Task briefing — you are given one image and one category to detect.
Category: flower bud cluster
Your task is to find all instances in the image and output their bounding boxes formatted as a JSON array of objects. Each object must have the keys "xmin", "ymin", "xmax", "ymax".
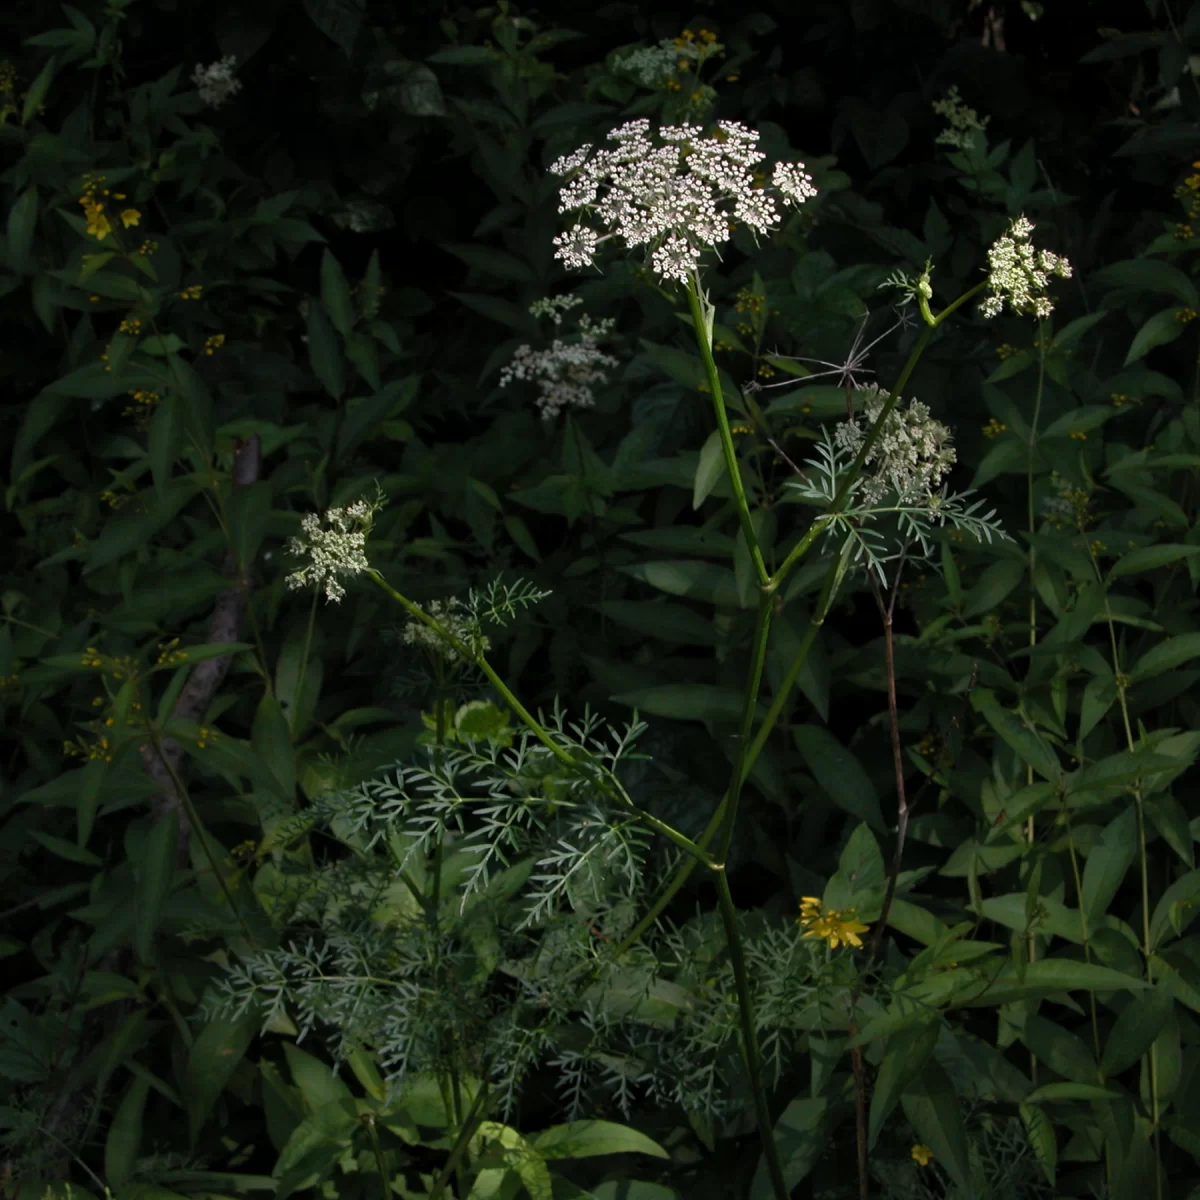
[
  {"xmin": 833, "ymin": 383, "xmax": 956, "ymax": 506},
  {"xmin": 192, "ymin": 56, "xmax": 242, "ymax": 108},
  {"xmin": 499, "ymin": 308, "xmax": 618, "ymax": 421},
  {"xmin": 402, "ymin": 598, "xmax": 490, "ymax": 664}
]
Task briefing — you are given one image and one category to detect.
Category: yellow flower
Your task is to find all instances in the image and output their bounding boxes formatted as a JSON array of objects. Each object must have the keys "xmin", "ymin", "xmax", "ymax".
[
  {"xmin": 204, "ymin": 333, "xmax": 225, "ymax": 355},
  {"xmin": 911, "ymin": 1144, "xmax": 934, "ymax": 1166},
  {"xmin": 82, "ymin": 200, "xmax": 112, "ymax": 241},
  {"xmin": 726, "ymin": 74, "xmax": 739, "ymax": 82},
  {"xmin": 798, "ymin": 897, "xmax": 869, "ymax": 950},
  {"xmin": 119, "ymin": 208, "xmax": 141, "ymax": 228}
]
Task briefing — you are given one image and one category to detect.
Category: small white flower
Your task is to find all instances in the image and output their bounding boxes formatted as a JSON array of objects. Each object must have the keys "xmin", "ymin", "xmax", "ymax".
[
  {"xmin": 550, "ymin": 119, "xmax": 817, "ymax": 284},
  {"xmin": 979, "ymin": 215, "xmax": 1072, "ymax": 320},
  {"xmin": 192, "ymin": 55, "xmax": 242, "ymax": 109},
  {"xmin": 285, "ymin": 493, "xmax": 384, "ymax": 604}
]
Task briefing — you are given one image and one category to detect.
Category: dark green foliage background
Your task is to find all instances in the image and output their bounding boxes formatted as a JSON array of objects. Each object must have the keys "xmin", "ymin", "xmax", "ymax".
[{"xmin": 4, "ymin": 0, "xmax": 1200, "ymax": 1197}]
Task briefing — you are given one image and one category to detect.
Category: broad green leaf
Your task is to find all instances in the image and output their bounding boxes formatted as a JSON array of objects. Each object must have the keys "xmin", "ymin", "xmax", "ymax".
[
  {"xmin": 504, "ymin": 514, "xmax": 540, "ymax": 561},
  {"xmin": 958, "ymin": 959, "xmax": 1150, "ymax": 1004},
  {"xmin": 1100, "ymin": 987, "xmax": 1173, "ymax": 1076},
  {"xmin": 972, "ymin": 689, "xmax": 1061, "ymax": 781},
  {"xmin": 335, "ymin": 376, "xmax": 417, "ymax": 464},
  {"xmin": 826, "ymin": 823, "xmax": 886, "ymax": 920},
  {"xmin": 442, "ymin": 243, "xmax": 533, "ymax": 283},
  {"xmin": 1079, "ymin": 675, "xmax": 1116, "ymax": 740},
  {"xmin": 1149, "ymin": 868, "xmax": 1200, "ymax": 948},
  {"xmin": 147, "ymin": 390, "xmax": 183, "ymax": 498},
  {"xmin": 1024, "ymin": 1081, "xmax": 1119, "ymax": 1103},
  {"xmin": 610, "ymin": 684, "xmax": 754, "ymax": 723},
  {"xmin": 1052, "ymin": 311, "xmax": 1108, "ymax": 349},
  {"xmin": 275, "ymin": 626, "xmax": 323, "ymax": 738},
  {"xmin": 305, "ymin": 302, "xmax": 344, "ymax": 399},
  {"xmin": 749, "ymin": 1095, "xmax": 831, "ymax": 1199},
  {"xmin": 134, "ymin": 809, "xmax": 179, "ymax": 964},
  {"xmin": 6, "ymin": 187, "xmax": 38, "ymax": 274},
  {"xmin": 617, "ymin": 559, "xmax": 741, "ymax": 608},
  {"xmin": 273, "ymin": 1099, "xmax": 359, "ymax": 1200},
  {"xmin": 591, "ymin": 1184, "xmax": 677, "ymax": 1200},
  {"xmin": 1082, "ymin": 808, "xmax": 1138, "ymax": 924},
  {"xmin": 1146, "ymin": 792, "xmax": 1194, "ymax": 868},
  {"xmin": 1130, "ymin": 631, "xmax": 1200, "ymax": 681},
  {"xmin": 1124, "ymin": 307, "xmax": 1189, "ymax": 364},
  {"xmin": 105, "ymin": 1075, "xmax": 150, "ymax": 1190},
  {"xmin": 1108, "ymin": 543, "xmax": 1200, "ymax": 581},
  {"xmin": 1021, "ymin": 1013, "xmax": 1098, "ymax": 1085},
  {"xmin": 869, "ymin": 1020, "xmax": 939, "ymax": 1149},
  {"xmin": 693, "ymin": 427, "xmax": 726, "ymax": 509},
  {"xmin": 531, "ymin": 1120, "xmax": 669, "ymax": 1160},
  {"xmin": 22, "ymin": 56, "xmax": 57, "ymax": 124},
  {"xmin": 472, "ymin": 1121, "xmax": 552, "ymax": 1200},
  {"xmin": 1041, "ymin": 406, "xmax": 1119, "ymax": 439},
  {"xmin": 320, "ymin": 249, "xmax": 356, "ymax": 336},
  {"xmin": 359, "ymin": 249, "xmax": 383, "ymax": 320},
  {"xmin": 139, "ymin": 333, "xmax": 184, "ymax": 356},
  {"xmin": 962, "ymin": 559, "xmax": 1025, "ymax": 618},
  {"xmin": 594, "ymin": 600, "xmax": 718, "ymax": 646},
  {"xmin": 301, "ymin": 0, "xmax": 363, "ymax": 57},
  {"xmin": 900, "ymin": 1061, "xmax": 972, "ymax": 1196},
  {"xmin": 793, "ymin": 724, "xmax": 885, "ymax": 831},
  {"xmin": 186, "ymin": 1011, "xmax": 262, "ymax": 1145},
  {"xmin": 1093, "ymin": 258, "xmax": 1199, "ymax": 308},
  {"xmin": 283, "ymin": 1043, "xmax": 354, "ymax": 1112},
  {"xmin": 450, "ymin": 290, "xmax": 538, "ymax": 335},
  {"xmin": 27, "ymin": 829, "xmax": 101, "ymax": 865},
  {"xmin": 984, "ymin": 352, "xmax": 1036, "ymax": 384},
  {"xmin": 251, "ymin": 694, "xmax": 295, "ymax": 801},
  {"xmin": 225, "ymin": 480, "xmax": 273, "ymax": 571},
  {"xmin": 167, "ymin": 353, "xmax": 214, "ymax": 460},
  {"xmin": 1019, "ymin": 1103, "xmax": 1057, "ymax": 1187}
]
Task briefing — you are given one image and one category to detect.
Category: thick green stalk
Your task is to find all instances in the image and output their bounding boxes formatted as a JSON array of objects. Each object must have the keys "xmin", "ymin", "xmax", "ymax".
[
  {"xmin": 715, "ymin": 589, "xmax": 774, "ymax": 863},
  {"xmin": 366, "ymin": 569, "xmax": 711, "ymax": 866},
  {"xmin": 715, "ymin": 867, "xmax": 789, "ymax": 1200},
  {"xmin": 687, "ymin": 274, "xmax": 771, "ymax": 589}
]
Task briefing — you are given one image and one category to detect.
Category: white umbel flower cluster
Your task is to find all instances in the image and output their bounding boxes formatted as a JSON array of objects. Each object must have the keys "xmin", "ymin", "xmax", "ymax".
[
  {"xmin": 285, "ymin": 496, "xmax": 382, "ymax": 604},
  {"xmin": 549, "ymin": 118, "xmax": 818, "ymax": 283},
  {"xmin": 499, "ymin": 308, "xmax": 618, "ymax": 421},
  {"xmin": 192, "ymin": 56, "xmax": 242, "ymax": 108},
  {"xmin": 979, "ymin": 215, "xmax": 1072, "ymax": 320},
  {"xmin": 833, "ymin": 384, "xmax": 957, "ymax": 505},
  {"xmin": 402, "ymin": 598, "xmax": 490, "ymax": 664}
]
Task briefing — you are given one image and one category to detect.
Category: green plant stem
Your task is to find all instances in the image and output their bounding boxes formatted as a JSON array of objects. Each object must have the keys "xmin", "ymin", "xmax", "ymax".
[
  {"xmin": 144, "ymin": 722, "xmax": 258, "ymax": 947},
  {"xmin": 429, "ymin": 1082, "xmax": 492, "ymax": 1200},
  {"xmin": 611, "ymin": 281, "xmax": 985, "ymax": 957},
  {"xmin": 715, "ymin": 588, "xmax": 773, "ymax": 863},
  {"xmin": 1024, "ymin": 324, "xmax": 1048, "ymax": 1086},
  {"xmin": 1088, "ymin": 535, "xmax": 1163, "ymax": 1199},
  {"xmin": 714, "ymin": 866, "xmax": 789, "ymax": 1200},
  {"xmin": 361, "ymin": 1113, "xmax": 390, "ymax": 1200},
  {"xmin": 292, "ymin": 587, "xmax": 319, "ymax": 734},
  {"xmin": 366, "ymin": 569, "xmax": 710, "ymax": 865},
  {"xmin": 687, "ymin": 274, "xmax": 770, "ymax": 589}
]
